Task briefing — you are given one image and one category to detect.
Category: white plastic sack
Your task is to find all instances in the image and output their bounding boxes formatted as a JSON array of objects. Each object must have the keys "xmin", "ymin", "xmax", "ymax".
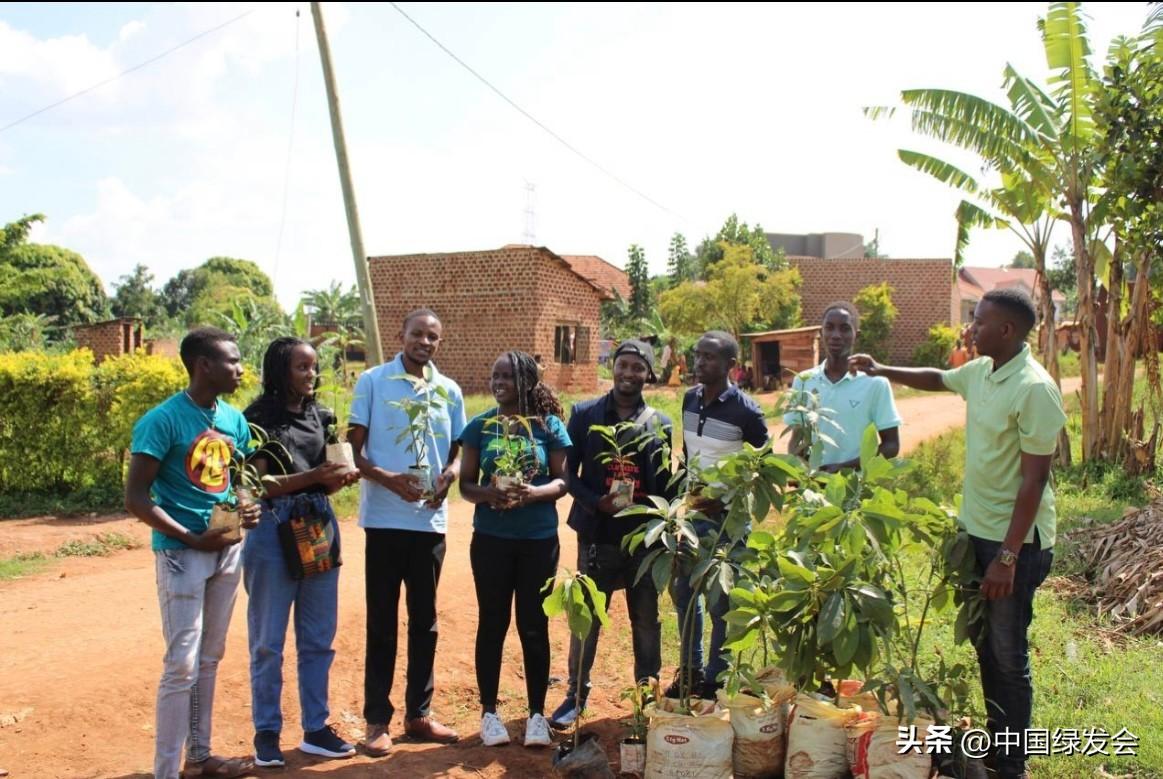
[
  {"xmin": 718, "ymin": 689, "xmax": 794, "ymax": 779},
  {"xmin": 785, "ymin": 694, "xmax": 856, "ymax": 779},
  {"xmin": 645, "ymin": 698, "xmax": 734, "ymax": 779},
  {"xmin": 846, "ymin": 711, "xmax": 934, "ymax": 779}
]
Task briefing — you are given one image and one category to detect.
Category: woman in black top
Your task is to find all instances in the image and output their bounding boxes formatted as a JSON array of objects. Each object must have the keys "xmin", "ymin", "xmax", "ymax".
[{"xmin": 242, "ymin": 337, "xmax": 359, "ymax": 767}]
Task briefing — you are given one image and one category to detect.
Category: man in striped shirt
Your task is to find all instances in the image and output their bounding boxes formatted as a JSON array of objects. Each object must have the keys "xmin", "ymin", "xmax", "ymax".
[{"xmin": 667, "ymin": 330, "xmax": 768, "ymax": 699}]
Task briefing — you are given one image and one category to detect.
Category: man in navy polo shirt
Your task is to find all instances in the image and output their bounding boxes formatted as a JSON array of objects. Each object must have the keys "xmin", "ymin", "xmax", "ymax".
[
  {"xmin": 348, "ymin": 309, "xmax": 467, "ymax": 755},
  {"xmin": 668, "ymin": 330, "xmax": 768, "ymax": 699}
]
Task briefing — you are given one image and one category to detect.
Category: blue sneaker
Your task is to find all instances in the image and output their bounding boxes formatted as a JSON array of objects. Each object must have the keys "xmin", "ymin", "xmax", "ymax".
[
  {"xmin": 254, "ymin": 730, "xmax": 285, "ymax": 768},
  {"xmin": 548, "ymin": 695, "xmax": 585, "ymax": 731},
  {"xmin": 300, "ymin": 724, "xmax": 356, "ymax": 759}
]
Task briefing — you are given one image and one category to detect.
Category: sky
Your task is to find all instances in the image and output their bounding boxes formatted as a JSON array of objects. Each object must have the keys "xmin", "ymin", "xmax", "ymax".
[{"xmin": 0, "ymin": 2, "xmax": 1153, "ymax": 310}]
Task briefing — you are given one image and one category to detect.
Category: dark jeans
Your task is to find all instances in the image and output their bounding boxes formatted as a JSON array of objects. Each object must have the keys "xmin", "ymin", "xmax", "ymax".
[
  {"xmin": 969, "ymin": 534, "xmax": 1054, "ymax": 777},
  {"xmin": 565, "ymin": 540, "xmax": 662, "ymax": 701},
  {"xmin": 668, "ymin": 518, "xmax": 742, "ymax": 686},
  {"xmin": 363, "ymin": 528, "xmax": 446, "ymax": 725},
  {"xmin": 470, "ymin": 532, "xmax": 560, "ymax": 715}
]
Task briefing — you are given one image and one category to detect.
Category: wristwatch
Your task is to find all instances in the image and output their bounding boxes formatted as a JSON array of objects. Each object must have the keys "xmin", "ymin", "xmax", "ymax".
[{"xmin": 996, "ymin": 547, "xmax": 1019, "ymax": 567}]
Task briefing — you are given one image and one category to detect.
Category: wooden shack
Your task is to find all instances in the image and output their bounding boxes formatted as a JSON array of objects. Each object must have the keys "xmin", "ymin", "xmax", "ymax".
[{"xmin": 745, "ymin": 325, "xmax": 821, "ymax": 390}]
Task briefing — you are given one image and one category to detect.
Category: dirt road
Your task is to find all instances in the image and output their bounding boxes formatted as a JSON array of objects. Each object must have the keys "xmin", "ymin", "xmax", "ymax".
[{"xmin": 0, "ymin": 379, "xmax": 1081, "ymax": 778}]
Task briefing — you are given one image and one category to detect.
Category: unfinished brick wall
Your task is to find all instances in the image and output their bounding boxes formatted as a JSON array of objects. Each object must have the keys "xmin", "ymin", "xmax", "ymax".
[
  {"xmin": 73, "ymin": 318, "xmax": 142, "ymax": 363},
  {"xmin": 791, "ymin": 257, "xmax": 955, "ymax": 364},
  {"xmin": 368, "ymin": 247, "xmax": 601, "ymax": 395}
]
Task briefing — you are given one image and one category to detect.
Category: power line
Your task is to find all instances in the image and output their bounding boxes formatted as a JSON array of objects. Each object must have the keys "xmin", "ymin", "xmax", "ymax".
[
  {"xmin": 387, "ymin": 2, "xmax": 688, "ymax": 225},
  {"xmin": 0, "ymin": 8, "xmax": 258, "ymax": 134}
]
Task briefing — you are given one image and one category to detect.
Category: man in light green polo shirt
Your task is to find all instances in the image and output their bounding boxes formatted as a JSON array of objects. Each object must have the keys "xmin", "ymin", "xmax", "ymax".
[
  {"xmin": 849, "ymin": 287, "xmax": 1065, "ymax": 779},
  {"xmin": 784, "ymin": 301, "xmax": 901, "ymax": 471}
]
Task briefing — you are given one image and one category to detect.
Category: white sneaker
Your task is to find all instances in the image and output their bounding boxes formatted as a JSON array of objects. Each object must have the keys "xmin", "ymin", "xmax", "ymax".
[
  {"xmin": 524, "ymin": 713, "xmax": 552, "ymax": 747},
  {"xmin": 480, "ymin": 712, "xmax": 511, "ymax": 746}
]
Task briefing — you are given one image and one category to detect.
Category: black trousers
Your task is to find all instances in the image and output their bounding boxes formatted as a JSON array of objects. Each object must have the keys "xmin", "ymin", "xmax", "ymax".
[
  {"xmin": 363, "ymin": 528, "xmax": 446, "ymax": 725},
  {"xmin": 470, "ymin": 532, "xmax": 560, "ymax": 715}
]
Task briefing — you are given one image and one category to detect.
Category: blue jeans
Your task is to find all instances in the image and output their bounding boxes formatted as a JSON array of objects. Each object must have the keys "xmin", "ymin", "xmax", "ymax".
[
  {"xmin": 969, "ymin": 534, "xmax": 1053, "ymax": 777},
  {"xmin": 243, "ymin": 495, "xmax": 340, "ymax": 735},
  {"xmin": 669, "ymin": 567, "xmax": 729, "ymax": 683},
  {"xmin": 153, "ymin": 544, "xmax": 242, "ymax": 779},
  {"xmin": 668, "ymin": 518, "xmax": 741, "ymax": 686}
]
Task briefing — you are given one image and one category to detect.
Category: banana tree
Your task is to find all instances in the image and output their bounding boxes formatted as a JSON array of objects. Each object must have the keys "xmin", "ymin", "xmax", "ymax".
[{"xmin": 867, "ymin": 1, "xmax": 1105, "ymax": 460}]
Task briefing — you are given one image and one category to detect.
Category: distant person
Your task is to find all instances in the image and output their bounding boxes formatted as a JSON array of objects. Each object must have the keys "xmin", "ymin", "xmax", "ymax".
[
  {"xmin": 348, "ymin": 309, "xmax": 466, "ymax": 756},
  {"xmin": 459, "ymin": 351, "xmax": 570, "ymax": 748},
  {"xmin": 784, "ymin": 302, "xmax": 901, "ymax": 472},
  {"xmin": 949, "ymin": 339, "xmax": 971, "ymax": 368},
  {"xmin": 743, "ymin": 365, "xmax": 754, "ymax": 391},
  {"xmin": 961, "ymin": 324, "xmax": 978, "ymax": 360},
  {"xmin": 850, "ymin": 288, "xmax": 1066, "ymax": 779},
  {"xmin": 242, "ymin": 337, "xmax": 361, "ymax": 767},
  {"xmin": 125, "ymin": 327, "xmax": 261, "ymax": 779}
]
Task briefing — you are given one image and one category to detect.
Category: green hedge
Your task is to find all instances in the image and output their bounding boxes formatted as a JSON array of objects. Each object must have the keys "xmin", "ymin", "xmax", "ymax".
[{"xmin": 0, "ymin": 349, "xmax": 256, "ymax": 497}]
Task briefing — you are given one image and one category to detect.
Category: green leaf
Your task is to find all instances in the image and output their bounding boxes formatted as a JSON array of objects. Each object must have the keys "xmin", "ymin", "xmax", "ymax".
[
  {"xmin": 954, "ymin": 603, "xmax": 971, "ymax": 644},
  {"xmin": 651, "ymin": 556, "xmax": 672, "ymax": 595},
  {"xmin": 777, "ymin": 557, "xmax": 816, "ymax": 584},
  {"xmin": 819, "ymin": 592, "xmax": 846, "ymax": 644},
  {"xmin": 542, "ymin": 581, "xmax": 565, "ymax": 618},
  {"xmin": 769, "ymin": 590, "xmax": 809, "ymax": 613},
  {"xmin": 859, "ymin": 423, "xmax": 879, "ymax": 471},
  {"xmin": 833, "ymin": 621, "xmax": 859, "ymax": 666}
]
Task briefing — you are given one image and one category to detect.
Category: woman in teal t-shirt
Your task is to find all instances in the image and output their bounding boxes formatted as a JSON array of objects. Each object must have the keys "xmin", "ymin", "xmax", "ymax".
[{"xmin": 459, "ymin": 350, "xmax": 571, "ymax": 749}]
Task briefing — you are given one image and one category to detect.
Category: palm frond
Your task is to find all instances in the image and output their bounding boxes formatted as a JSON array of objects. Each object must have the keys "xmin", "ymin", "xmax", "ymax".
[
  {"xmin": 1041, "ymin": 2, "xmax": 1098, "ymax": 146},
  {"xmin": 954, "ymin": 200, "xmax": 1005, "ymax": 268},
  {"xmin": 897, "ymin": 150, "xmax": 983, "ymax": 195},
  {"xmin": 1002, "ymin": 64, "xmax": 1060, "ymax": 142},
  {"xmin": 900, "ymin": 89, "xmax": 1038, "ymax": 166}
]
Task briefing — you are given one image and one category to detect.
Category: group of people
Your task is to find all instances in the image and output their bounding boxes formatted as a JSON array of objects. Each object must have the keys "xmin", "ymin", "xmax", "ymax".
[{"xmin": 127, "ymin": 285, "xmax": 1063, "ymax": 779}]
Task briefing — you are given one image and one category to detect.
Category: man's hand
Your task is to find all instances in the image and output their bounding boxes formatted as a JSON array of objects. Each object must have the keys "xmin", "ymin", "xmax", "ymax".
[
  {"xmin": 424, "ymin": 469, "xmax": 456, "ymax": 508},
  {"xmin": 381, "ymin": 471, "xmax": 425, "ymax": 502},
  {"xmin": 238, "ymin": 500, "xmax": 262, "ymax": 530},
  {"xmin": 187, "ymin": 527, "xmax": 239, "ymax": 552},
  {"xmin": 980, "ymin": 558, "xmax": 1017, "ymax": 600},
  {"xmin": 847, "ymin": 353, "xmax": 882, "ymax": 376},
  {"xmin": 597, "ymin": 493, "xmax": 622, "ymax": 515}
]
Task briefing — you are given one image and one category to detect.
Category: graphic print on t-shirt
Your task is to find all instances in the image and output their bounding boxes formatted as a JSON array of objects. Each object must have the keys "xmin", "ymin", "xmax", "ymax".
[{"xmin": 185, "ymin": 429, "xmax": 234, "ymax": 493}]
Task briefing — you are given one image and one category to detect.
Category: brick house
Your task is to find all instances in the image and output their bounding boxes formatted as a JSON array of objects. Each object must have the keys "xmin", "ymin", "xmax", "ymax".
[
  {"xmin": 367, "ymin": 245, "xmax": 620, "ymax": 394},
  {"xmin": 73, "ymin": 317, "xmax": 143, "ymax": 363},
  {"xmin": 790, "ymin": 257, "xmax": 957, "ymax": 364}
]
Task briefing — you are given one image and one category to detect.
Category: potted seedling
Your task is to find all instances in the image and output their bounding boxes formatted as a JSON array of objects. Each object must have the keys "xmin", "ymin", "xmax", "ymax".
[
  {"xmin": 618, "ymin": 682, "xmax": 650, "ymax": 777},
  {"xmin": 208, "ymin": 424, "xmax": 287, "ymax": 541},
  {"xmin": 483, "ymin": 414, "xmax": 537, "ymax": 491},
  {"xmin": 542, "ymin": 570, "xmax": 616, "ymax": 779},
  {"xmin": 590, "ymin": 420, "xmax": 658, "ymax": 511},
  {"xmin": 388, "ymin": 372, "xmax": 451, "ymax": 500},
  {"xmin": 319, "ymin": 371, "xmax": 357, "ymax": 475}
]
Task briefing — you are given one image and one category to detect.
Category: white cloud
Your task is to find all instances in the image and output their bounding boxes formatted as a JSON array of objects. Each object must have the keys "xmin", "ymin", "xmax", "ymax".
[
  {"xmin": 0, "ymin": 20, "xmax": 119, "ymax": 96},
  {"xmin": 118, "ymin": 20, "xmax": 145, "ymax": 43}
]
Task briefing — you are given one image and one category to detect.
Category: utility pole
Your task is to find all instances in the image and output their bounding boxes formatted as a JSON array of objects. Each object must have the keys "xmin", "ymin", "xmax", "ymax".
[{"xmin": 311, "ymin": 1, "xmax": 383, "ymax": 365}]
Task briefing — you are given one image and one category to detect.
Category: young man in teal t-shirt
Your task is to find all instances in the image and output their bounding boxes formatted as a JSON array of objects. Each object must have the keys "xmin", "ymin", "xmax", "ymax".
[
  {"xmin": 785, "ymin": 302, "xmax": 901, "ymax": 470},
  {"xmin": 125, "ymin": 327, "xmax": 260, "ymax": 779}
]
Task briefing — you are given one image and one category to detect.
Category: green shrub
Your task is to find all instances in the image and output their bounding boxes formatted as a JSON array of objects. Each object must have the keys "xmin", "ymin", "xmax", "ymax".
[
  {"xmin": 0, "ymin": 348, "xmax": 258, "ymax": 502},
  {"xmin": 911, "ymin": 324, "xmax": 959, "ymax": 368}
]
